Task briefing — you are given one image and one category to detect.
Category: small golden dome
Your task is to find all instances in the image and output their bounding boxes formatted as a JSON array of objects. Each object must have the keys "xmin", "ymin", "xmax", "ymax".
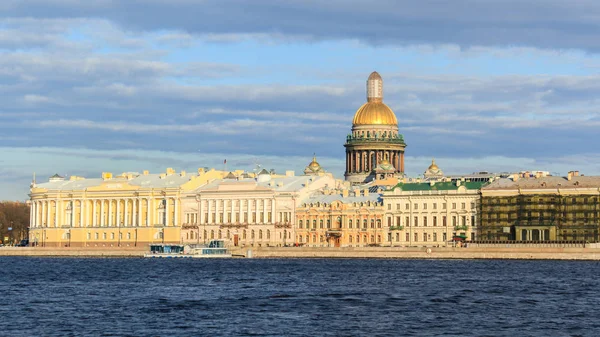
[
  {"xmin": 428, "ymin": 158, "xmax": 439, "ymax": 170},
  {"xmin": 309, "ymin": 154, "xmax": 321, "ymax": 168},
  {"xmin": 380, "ymin": 159, "xmax": 390, "ymax": 165},
  {"xmin": 352, "ymin": 101, "xmax": 398, "ymax": 126}
]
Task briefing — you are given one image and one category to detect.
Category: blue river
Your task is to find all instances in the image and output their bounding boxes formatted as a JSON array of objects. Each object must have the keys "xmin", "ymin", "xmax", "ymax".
[{"xmin": 1, "ymin": 257, "xmax": 599, "ymax": 336}]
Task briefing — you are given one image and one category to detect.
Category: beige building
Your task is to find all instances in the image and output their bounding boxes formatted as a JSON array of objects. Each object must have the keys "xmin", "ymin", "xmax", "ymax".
[
  {"xmin": 180, "ymin": 167, "xmax": 338, "ymax": 248},
  {"xmin": 295, "ymin": 187, "xmax": 385, "ymax": 247},
  {"xmin": 383, "ymin": 179, "xmax": 486, "ymax": 246},
  {"xmin": 28, "ymin": 168, "xmax": 228, "ymax": 247}
]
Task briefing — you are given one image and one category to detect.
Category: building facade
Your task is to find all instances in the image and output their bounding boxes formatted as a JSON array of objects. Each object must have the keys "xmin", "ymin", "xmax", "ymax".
[
  {"xmin": 295, "ymin": 187, "xmax": 385, "ymax": 247},
  {"xmin": 180, "ymin": 167, "xmax": 338, "ymax": 248},
  {"xmin": 383, "ymin": 180, "xmax": 485, "ymax": 246},
  {"xmin": 28, "ymin": 168, "xmax": 228, "ymax": 247},
  {"xmin": 480, "ymin": 171, "xmax": 600, "ymax": 242},
  {"xmin": 344, "ymin": 71, "xmax": 406, "ymax": 184}
]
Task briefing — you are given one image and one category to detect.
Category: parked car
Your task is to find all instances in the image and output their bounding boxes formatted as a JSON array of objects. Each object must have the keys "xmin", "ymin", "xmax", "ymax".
[{"xmin": 15, "ymin": 239, "xmax": 29, "ymax": 247}]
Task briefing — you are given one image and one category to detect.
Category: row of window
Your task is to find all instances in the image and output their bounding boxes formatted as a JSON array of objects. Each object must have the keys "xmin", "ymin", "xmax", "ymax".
[
  {"xmin": 486, "ymin": 197, "xmax": 600, "ymax": 205},
  {"xmin": 298, "ymin": 232, "xmax": 476, "ymax": 243},
  {"xmin": 202, "ymin": 199, "xmax": 273, "ymax": 208},
  {"xmin": 85, "ymin": 232, "xmax": 133, "ymax": 240},
  {"xmin": 184, "ymin": 229, "xmax": 292, "ymax": 241},
  {"xmin": 388, "ymin": 202, "xmax": 476, "ymax": 211}
]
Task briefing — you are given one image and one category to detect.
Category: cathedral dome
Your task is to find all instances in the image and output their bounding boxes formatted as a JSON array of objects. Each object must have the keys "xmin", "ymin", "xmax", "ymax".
[
  {"xmin": 352, "ymin": 101, "xmax": 398, "ymax": 126},
  {"xmin": 352, "ymin": 71, "xmax": 398, "ymax": 126}
]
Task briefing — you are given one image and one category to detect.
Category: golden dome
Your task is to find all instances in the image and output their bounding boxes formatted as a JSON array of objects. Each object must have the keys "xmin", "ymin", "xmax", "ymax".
[
  {"xmin": 428, "ymin": 158, "xmax": 439, "ymax": 170},
  {"xmin": 308, "ymin": 154, "xmax": 321, "ymax": 169},
  {"xmin": 352, "ymin": 101, "xmax": 398, "ymax": 126}
]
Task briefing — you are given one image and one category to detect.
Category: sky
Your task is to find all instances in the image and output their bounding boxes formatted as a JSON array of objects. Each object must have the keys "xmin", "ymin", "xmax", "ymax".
[{"xmin": 2, "ymin": 0, "xmax": 600, "ymax": 200}]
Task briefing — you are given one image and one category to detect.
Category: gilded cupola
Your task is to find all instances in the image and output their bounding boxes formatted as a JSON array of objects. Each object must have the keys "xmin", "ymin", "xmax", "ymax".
[{"xmin": 352, "ymin": 71, "xmax": 398, "ymax": 126}]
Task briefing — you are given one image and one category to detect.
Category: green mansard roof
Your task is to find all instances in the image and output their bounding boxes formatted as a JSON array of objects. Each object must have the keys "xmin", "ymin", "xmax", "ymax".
[{"xmin": 391, "ymin": 181, "xmax": 488, "ymax": 191}]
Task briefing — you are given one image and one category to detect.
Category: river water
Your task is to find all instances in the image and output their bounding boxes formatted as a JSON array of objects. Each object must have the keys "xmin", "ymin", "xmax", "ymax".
[{"xmin": 1, "ymin": 257, "xmax": 599, "ymax": 336}]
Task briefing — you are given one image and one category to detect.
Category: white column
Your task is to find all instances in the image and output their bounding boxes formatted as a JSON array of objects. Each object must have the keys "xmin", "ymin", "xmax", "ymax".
[
  {"xmin": 231, "ymin": 199, "xmax": 234, "ymax": 223},
  {"xmin": 271, "ymin": 199, "xmax": 276, "ymax": 224},
  {"xmin": 92, "ymin": 200, "xmax": 97, "ymax": 227},
  {"xmin": 207, "ymin": 200, "xmax": 212, "ymax": 223},
  {"xmin": 263, "ymin": 199, "xmax": 267, "ymax": 224},
  {"xmin": 29, "ymin": 201, "xmax": 34, "ymax": 228},
  {"xmin": 215, "ymin": 199, "xmax": 219, "ymax": 224},
  {"xmin": 116, "ymin": 199, "xmax": 121, "ymax": 227},
  {"xmin": 143, "ymin": 198, "xmax": 152, "ymax": 227},
  {"xmin": 54, "ymin": 199, "xmax": 59, "ymax": 227},
  {"xmin": 80, "ymin": 200, "xmax": 84, "ymax": 227},
  {"xmin": 239, "ymin": 199, "xmax": 244, "ymax": 223},
  {"xmin": 109, "ymin": 199, "xmax": 114, "ymax": 227},
  {"xmin": 100, "ymin": 200, "xmax": 105, "ymax": 227},
  {"xmin": 199, "ymin": 199, "xmax": 204, "ymax": 224},
  {"xmin": 174, "ymin": 198, "xmax": 178, "ymax": 227},
  {"xmin": 124, "ymin": 199, "xmax": 129, "ymax": 227},
  {"xmin": 164, "ymin": 198, "xmax": 169, "ymax": 226},
  {"xmin": 70, "ymin": 200, "xmax": 74, "ymax": 227}
]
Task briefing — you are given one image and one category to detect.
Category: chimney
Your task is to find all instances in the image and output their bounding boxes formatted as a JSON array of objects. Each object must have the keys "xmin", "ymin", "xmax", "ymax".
[
  {"xmin": 568, "ymin": 171, "xmax": 574, "ymax": 181},
  {"xmin": 535, "ymin": 171, "xmax": 542, "ymax": 179},
  {"xmin": 285, "ymin": 170, "xmax": 295, "ymax": 177},
  {"xmin": 166, "ymin": 167, "xmax": 175, "ymax": 175},
  {"xmin": 342, "ymin": 189, "xmax": 349, "ymax": 198},
  {"xmin": 574, "ymin": 171, "xmax": 580, "ymax": 177},
  {"xmin": 101, "ymin": 172, "xmax": 113, "ymax": 180},
  {"xmin": 353, "ymin": 188, "xmax": 360, "ymax": 197},
  {"xmin": 180, "ymin": 170, "xmax": 186, "ymax": 177},
  {"xmin": 143, "ymin": 170, "xmax": 149, "ymax": 176},
  {"xmin": 364, "ymin": 189, "xmax": 369, "ymax": 197},
  {"xmin": 456, "ymin": 180, "xmax": 461, "ymax": 186},
  {"xmin": 512, "ymin": 173, "xmax": 519, "ymax": 181}
]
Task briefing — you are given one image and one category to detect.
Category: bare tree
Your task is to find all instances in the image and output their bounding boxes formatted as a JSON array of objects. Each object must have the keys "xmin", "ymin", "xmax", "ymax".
[{"xmin": 0, "ymin": 201, "xmax": 30, "ymax": 245}]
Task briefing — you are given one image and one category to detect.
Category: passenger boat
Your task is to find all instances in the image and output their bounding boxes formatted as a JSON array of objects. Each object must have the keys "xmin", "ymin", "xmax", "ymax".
[
  {"xmin": 144, "ymin": 240, "xmax": 232, "ymax": 258},
  {"xmin": 189, "ymin": 240, "xmax": 232, "ymax": 258},
  {"xmin": 144, "ymin": 244, "xmax": 191, "ymax": 258}
]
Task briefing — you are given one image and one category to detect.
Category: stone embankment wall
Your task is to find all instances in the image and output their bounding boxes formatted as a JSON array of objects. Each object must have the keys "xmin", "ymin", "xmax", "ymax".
[
  {"xmin": 2, "ymin": 246, "xmax": 600, "ymax": 260},
  {"xmin": 0, "ymin": 247, "xmax": 145, "ymax": 257},
  {"xmin": 232, "ymin": 246, "xmax": 600, "ymax": 260}
]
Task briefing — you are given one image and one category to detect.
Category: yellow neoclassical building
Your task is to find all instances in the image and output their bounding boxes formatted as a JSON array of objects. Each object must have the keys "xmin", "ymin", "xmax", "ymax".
[{"xmin": 28, "ymin": 168, "xmax": 229, "ymax": 247}]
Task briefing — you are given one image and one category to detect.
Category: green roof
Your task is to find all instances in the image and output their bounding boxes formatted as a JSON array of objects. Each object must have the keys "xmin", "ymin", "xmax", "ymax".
[{"xmin": 391, "ymin": 181, "xmax": 488, "ymax": 191}]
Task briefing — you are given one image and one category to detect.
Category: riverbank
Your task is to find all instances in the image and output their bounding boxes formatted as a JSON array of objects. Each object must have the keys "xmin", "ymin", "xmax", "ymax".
[
  {"xmin": 3, "ymin": 246, "xmax": 600, "ymax": 260},
  {"xmin": 236, "ymin": 246, "xmax": 600, "ymax": 260}
]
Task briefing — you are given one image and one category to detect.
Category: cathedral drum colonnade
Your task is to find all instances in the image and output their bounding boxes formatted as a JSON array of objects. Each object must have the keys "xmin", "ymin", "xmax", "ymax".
[{"xmin": 345, "ymin": 72, "xmax": 406, "ymax": 184}]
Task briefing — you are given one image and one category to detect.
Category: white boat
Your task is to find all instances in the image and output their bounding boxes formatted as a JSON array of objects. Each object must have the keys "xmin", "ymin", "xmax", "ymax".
[
  {"xmin": 189, "ymin": 240, "xmax": 233, "ymax": 258},
  {"xmin": 144, "ymin": 240, "xmax": 232, "ymax": 258},
  {"xmin": 144, "ymin": 244, "xmax": 191, "ymax": 258}
]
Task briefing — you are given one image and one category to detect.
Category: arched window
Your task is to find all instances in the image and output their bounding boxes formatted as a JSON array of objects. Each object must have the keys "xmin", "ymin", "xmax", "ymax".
[
  {"xmin": 259, "ymin": 230, "xmax": 263, "ymax": 239},
  {"xmin": 227, "ymin": 230, "xmax": 230, "ymax": 239},
  {"xmin": 243, "ymin": 230, "xmax": 247, "ymax": 239},
  {"xmin": 267, "ymin": 230, "xmax": 270, "ymax": 240},
  {"xmin": 356, "ymin": 235, "xmax": 360, "ymax": 243},
  {"xmin": 251, "ymin": 230, "xmax": 255, "ymax": 239},
  {"xmin": 211, "ymin": 230, "xmax": 214, "ymax": 239},
  {"xmin": 218, "ymin": 230, "xmax": 222, "ymax": 239},
  {"xmin": 349, "ymin": 220, "xmax": 353, "ymax": 229},
  {"xmin": 349, "ymin": 236, "xmax": 353, "ymax": 243},
  {"xmin": 299, "ymin": 220, "xmax": 303, "ymax": 229},
  {"xmin": 363, "ymin": 219, "xmax": 367, "ymax": 228},
  {"xmin": 377, "ymin": 219, "xmax": 381, "ymax": 228},
  {"xmin": 111, "ymin": 233, "xmax": 115, "ymax": 240},
  {"xmin": 371, "ymin": 219, "xmax": 375, "ymax": 228},
  {"xmin": 319, "ymin": 220, "xmax": 323, "ymax": 228},
  {"xmin": 299, "ymin": 235, "xmax": 303, "ymax": 243}
]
